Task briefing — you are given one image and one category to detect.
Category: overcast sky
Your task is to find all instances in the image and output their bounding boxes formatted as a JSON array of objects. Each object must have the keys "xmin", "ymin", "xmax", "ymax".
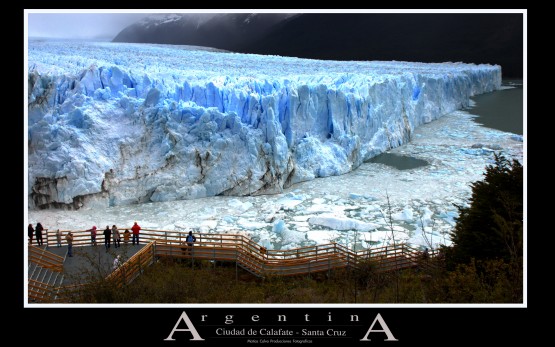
[
  {"xmin": 26, "ymin": 12, "xmax": 252, "ymax": 40},
  {"xmin": 28, "ymin": 13, "xmax": 152, "ymax": 40}
]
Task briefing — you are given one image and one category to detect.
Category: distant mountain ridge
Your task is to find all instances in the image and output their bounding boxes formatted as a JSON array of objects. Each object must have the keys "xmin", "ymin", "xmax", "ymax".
[
  {"xmin": 113, "ymin": 13, "xmax": 296, "ymax": 51},
  {"xmin": 113, "ymin": 13, "xmax": 523, "ymax": 77}
]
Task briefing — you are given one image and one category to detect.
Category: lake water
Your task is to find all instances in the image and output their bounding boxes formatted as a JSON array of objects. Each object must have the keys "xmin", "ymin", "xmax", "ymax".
[
  {"xmin": 367, "ymin": 153, "xmax": 429, "ymax": 170},
  {"xmin": 469, "ymin": 80, "xmax": 523, "ymax": 135}
]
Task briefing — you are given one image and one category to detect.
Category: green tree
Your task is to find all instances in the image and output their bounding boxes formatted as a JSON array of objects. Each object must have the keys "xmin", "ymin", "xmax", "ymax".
[{"xmin": 448, "ymin": 154, "xmax": 523, "ymax": 266}]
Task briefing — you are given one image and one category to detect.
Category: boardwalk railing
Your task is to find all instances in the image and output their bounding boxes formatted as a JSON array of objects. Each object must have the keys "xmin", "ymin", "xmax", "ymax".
[
  {"xmin": 106, "ymin": 241, "xmax": 156, "ymax": 286},
  {"xmin": 31, "ymin": 228, "xmax": 438, "ymax": 302},
  {"xmin": 28, "ymin": 278, "xmax": 57, "ymax": 302},
  {"xmin": 28, "ymin": 245, "xmax": 64, "ymax": 272},
  {"xmin": 41, "ymin": 228, "xmax": 436, "ymax": 277},
  {"xmin": 147, "ymin": 230, "xmax": 434, "ymax": 277}
]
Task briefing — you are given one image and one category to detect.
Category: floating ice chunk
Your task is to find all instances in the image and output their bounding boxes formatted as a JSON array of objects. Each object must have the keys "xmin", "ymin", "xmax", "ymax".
[
  {"xmin": 459, "ymin": 147, "xmax": 495, "ymax": 156},
  {"xmin": 290, "ymin": 221, "xmax": 309, "ymax": 228},
  {"xmin": 308, "ymin": 214, "xmax": 380, "ymax": 231},
  {"xmin": 416, "ymin": 206, "xmax": 434, "ymax": 227},
  {"xmin": 217, "ymin": 226, "xmax": 234, "ymax": 233},
  {"xmin": 407, "ymin": 234, "xmax": 431, "ymax": 248},
  {"xmin": 437, "ymin": 210, "xmax": 459, "ymax": 226},
  {"xmin": 200, "ymin": 220, "xmax": 218, "ymax": 232},
  {"xmin": 408, "ymin": 232, "xmax": 446, "ymax": 249},
  {"xmin": 281, "ymin": 229, "xmax": 305, "ymax": 246},
  {"xmin": 292, "ymin": 215, "xmax": 311, "ymax": 222},
  {"xmin": 392, "ymin": 207, "xmax": 414, "ymax": 222},
  {"xmin": 366, "ymin": 204, "xmax": 381, "ymax": 212},
  {"xmin": 228, "ymin": 199, "xmax": 253, "ymax": 212},
  {"xmin": 349, "ymin": 193, "xmax": 377, "ymax": 201},
  {"xmin": 277, "ymin": 193, "xmax": 305, "ymax": 210},
  {"xmin": 306, "ymin": 204, "xmax": 332, "ymax": 213},
  {"xmin": 367, "ymin": 231, "xmax": 391, "ymax": 245},
  {"xmin": 222, "ymin": 215, "xmax": 236, "ymax": 224},
  {"xmin": 280, "ymin": 199, "xmax": 303, "ymax": 211},
  {"xmin": 305, "ymin": 204, "xmax": 348, "ymax": 214},
  {"xmin": 472, "ymin": 143, "xmax": 502, "ymax": 150},
  {"xmin": 264, "ymin": 212, "xmax": 277, "ymax": 223},
  {"xmin": 237, "ymin": 219, "xmax": 267, "ymax": 230},
  {"xmin": 392, "ymin": 225, "xmax": 408, "ymax": 232},
  {"xmin": 280, "ymin": 192, "xmax": 305, "ymax": 200},
  {"xmin": 306, "ymin": 229, "xmax": 340, "ymax": 244},
  {"xmin": 241, "ymin": 211, "xmax": 258, "ymax": 218},
  {"xmin": 312, "ymin": 198, "xmax": 326, "ymax": 204},
  {"xmin": 272, "ymin": 219, "xmax": 287, "ymax": 234}
]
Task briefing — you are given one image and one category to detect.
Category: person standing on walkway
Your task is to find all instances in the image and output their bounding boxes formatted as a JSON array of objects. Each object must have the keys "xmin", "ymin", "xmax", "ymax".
[
  {"xmin": 28, "ymin": 224, "xmax": 34, "ymax": 245},
  {"xmin": 103, "ymin": 225, "xmax": 111, "ymax": 252},
  {"xmin": 123, "ymin": 229, "xmax": 130, "ymax": 246},
  {"xmin": 186, "ymin": 231, "xmax": 196, "ymax": 255},
  {"xmin": 113, "ymin": 255, "xmax": 121, "ymax": 270},
  {"xmin": 88, "ymin": 226, "xmax": 97, "ymax": 246},
  {"xmin": 131, "ymin": 222, "xmax": 141, "ymax": 245},
  {"xmin": 65, "ymin": 232, "xmax": 74, "ymax": 257},
  {"xmin": 112, "ymin": 225, "xmax": 121, "ymax": 248},
  {"xmin": 35, "ymin": 223, "xmax": 44, "ymax": 246},
  {"xmin": 56, "ymin": 229, "xmax": 62, "ymax": 247}
]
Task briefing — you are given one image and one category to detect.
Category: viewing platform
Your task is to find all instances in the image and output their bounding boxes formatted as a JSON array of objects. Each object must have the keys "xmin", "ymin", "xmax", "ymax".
[{"xmin": 27, "ymin": 228, "xmax": 436, "ymax": 303}]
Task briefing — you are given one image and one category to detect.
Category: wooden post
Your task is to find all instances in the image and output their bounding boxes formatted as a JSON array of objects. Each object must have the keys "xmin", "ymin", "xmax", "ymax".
[{"xmin": 262, "ymin": 254, "xmax": 265, "ymax": 277}]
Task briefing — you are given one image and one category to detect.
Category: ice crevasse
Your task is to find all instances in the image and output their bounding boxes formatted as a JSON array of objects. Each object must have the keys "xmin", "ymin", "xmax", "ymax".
[{"xmin": 27, "ymin": 40, "xmax": 501, "ymax": 209}]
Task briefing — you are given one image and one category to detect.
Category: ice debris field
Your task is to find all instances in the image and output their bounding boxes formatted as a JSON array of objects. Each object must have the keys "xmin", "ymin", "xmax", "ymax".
[{"xmin": 27, "ymin": 39, "xmax": 522, "ymax": 250}]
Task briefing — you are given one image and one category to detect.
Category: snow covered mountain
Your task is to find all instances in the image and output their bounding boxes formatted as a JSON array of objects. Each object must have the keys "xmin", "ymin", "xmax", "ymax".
[
  {"xmin": 27, "ymin": 39, "xmax": 501, "ymax": 209},
  {"xmin": 112, "ymin": 13, "xmax": 295, "ymax": 51}
]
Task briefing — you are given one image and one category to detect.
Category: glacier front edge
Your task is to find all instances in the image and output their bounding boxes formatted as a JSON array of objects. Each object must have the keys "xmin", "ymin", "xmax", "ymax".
[{"xmin": 27, "ymin": 40, "xmax": 501, "ymax": 209}]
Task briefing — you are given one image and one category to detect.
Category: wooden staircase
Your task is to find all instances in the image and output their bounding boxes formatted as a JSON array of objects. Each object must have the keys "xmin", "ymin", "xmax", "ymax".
[{"xmin": 27, "ymin": 246, "xmax": 65, "ymax": 302}]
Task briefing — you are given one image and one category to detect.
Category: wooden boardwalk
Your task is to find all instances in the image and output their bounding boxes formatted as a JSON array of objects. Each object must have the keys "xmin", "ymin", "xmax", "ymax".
[{"xmin": 28, "ymin": 228, "xmax": 435, "ymax": 303}]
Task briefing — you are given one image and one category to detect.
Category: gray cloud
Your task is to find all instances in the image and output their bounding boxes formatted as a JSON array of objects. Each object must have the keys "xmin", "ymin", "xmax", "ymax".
[{"xmin": 28, "ymin": 13, "xmax": 151, "ymax": 40}]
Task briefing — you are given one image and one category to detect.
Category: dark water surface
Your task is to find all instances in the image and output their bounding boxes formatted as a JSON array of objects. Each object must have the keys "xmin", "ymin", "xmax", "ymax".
[
  {"xmin": 470, "ymin": 80, "xmax": 523, "ymax": 135},
  {"xmin": 367, "ymin": 153, "xmax": 429, "ymax": 170}
]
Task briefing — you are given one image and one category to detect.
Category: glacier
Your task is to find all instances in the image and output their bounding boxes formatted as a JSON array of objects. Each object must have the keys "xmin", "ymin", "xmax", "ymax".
[{"xmin": 27, "ymin": 39, "xmax": 501, "ymax": 209}]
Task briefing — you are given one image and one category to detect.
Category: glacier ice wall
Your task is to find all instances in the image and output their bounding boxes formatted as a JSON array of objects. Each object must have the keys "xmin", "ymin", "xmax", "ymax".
[{"xmin": 27, "ymin": 40, "xmax": 501, "ymax": 209}]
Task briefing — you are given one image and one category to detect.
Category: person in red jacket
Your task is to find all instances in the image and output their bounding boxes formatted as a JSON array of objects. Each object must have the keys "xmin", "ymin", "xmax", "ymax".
[{"xmin": 131, "ymin": 222, "xmax": 141, "ymax": 245}]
